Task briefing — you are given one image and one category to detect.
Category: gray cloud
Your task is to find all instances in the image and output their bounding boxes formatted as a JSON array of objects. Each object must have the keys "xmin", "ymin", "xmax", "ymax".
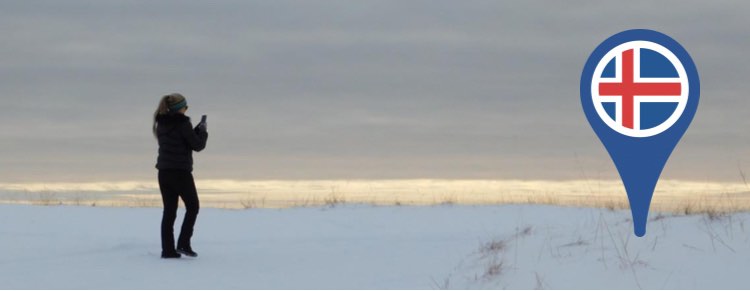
[{"xmin": 1, "ymin": 1, "xmax": 749, "ymax": 182}]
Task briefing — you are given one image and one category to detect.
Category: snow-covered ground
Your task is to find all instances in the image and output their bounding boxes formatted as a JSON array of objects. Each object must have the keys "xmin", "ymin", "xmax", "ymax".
[{"xmin": 0, "ymin": 204, "xmax": 748, "ymax": 289}]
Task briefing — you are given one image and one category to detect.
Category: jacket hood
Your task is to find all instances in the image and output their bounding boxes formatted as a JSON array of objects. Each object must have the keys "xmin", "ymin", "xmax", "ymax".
[
  {"xmin": 156, "ymin": 113, "xmax": 190, "ymax": 124},
  {"xmin": 156, "ymin": 113, "xmax": 190, "ymax": 136}
]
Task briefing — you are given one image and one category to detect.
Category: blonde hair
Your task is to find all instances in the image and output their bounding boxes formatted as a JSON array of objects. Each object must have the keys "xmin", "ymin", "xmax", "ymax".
[{"xmin": 152, "ymin": 93, "xmax": 187, "ymax": 137}]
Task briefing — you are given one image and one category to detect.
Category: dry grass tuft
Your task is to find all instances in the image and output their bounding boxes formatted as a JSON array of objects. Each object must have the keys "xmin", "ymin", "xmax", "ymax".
[
  {"xmin": 481, "ymin": 240, "xmax": 508, "ymax": 254},
  {"xmin": 482, "ymin": 258, "xmax": 505, "ymax": 281}
]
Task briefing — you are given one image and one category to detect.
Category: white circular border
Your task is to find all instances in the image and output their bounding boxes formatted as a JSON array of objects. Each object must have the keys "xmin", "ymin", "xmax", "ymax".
[{"xmin": 591, "ymin": 41, "xmax": 689, "ymax": 138}]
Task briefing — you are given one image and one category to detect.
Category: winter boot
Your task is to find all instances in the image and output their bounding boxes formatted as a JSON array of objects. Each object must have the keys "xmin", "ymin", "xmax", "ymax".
[
  {"xmin": 176, "ymin": 246, "xmax": 198, "ymax": 257},
  {"xmin": 161, "ymin": 251, "xmax": 182, "ymax": 259}
]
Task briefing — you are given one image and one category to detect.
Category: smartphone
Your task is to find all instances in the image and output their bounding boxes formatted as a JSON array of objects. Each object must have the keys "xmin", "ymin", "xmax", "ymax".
[{"xmin": 200, "ymin": 115, "xmax": 207, "ymax": 125}]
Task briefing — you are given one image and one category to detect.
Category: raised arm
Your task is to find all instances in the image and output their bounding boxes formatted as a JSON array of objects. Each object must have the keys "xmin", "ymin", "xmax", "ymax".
[{"xmin": 180, "ymin": 120, "xmax": 208, "ymax": 152}]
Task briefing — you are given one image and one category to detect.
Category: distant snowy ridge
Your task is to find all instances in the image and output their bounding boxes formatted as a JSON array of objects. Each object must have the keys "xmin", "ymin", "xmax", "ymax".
[{"xmin": 1, "ymin": 180, "xmax": 748, "ymax": 212}]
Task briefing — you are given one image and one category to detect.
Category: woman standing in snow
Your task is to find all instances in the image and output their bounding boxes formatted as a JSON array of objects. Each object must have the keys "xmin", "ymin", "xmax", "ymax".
[{"xmin": 153, "ymin": 93, "xmax": 208, "ymax": 259}]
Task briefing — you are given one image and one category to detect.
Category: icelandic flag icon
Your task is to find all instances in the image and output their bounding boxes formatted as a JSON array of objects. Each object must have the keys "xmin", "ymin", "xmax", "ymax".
[
  {"xmin": 582, "ymin": 29, "xmax": 700, "ymax": 237},
  {"xmin": 591, "ymin": 41, "xmax": 688, "ymax": 138}
]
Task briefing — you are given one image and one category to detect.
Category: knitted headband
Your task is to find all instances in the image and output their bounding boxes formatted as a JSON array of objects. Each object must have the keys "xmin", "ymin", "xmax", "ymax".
[{"xmin": 169, "ymin": 99, "xmax": 187, "ymax": 112}]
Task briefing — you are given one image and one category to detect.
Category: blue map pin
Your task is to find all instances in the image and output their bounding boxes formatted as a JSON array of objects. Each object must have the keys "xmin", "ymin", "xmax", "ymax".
[{"xmin": 580, "ymin": 29, "xmax": 700, "ymax": 237}]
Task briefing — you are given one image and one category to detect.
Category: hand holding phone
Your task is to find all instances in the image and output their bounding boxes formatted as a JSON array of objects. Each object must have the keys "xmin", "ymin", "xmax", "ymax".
[{"xmin": 195, "ymin": 115, "xmax": 207, "ymax": 132}]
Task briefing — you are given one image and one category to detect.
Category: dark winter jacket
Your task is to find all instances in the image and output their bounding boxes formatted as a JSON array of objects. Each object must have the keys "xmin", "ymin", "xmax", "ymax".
[{"xmin": 155, "ymin": 113, "xmax": 208, "ymax": 171}]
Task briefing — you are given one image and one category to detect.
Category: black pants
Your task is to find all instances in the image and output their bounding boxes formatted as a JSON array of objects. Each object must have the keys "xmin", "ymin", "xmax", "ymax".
[{"xmin": 158, "ymin": 170, "xmax": 200, "ymax": 253}]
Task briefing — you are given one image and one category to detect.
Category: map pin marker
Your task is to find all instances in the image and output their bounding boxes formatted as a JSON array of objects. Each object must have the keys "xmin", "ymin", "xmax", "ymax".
[{"xmin": 580, "ymin": 29, "xmax": 700, "ymax": 237}]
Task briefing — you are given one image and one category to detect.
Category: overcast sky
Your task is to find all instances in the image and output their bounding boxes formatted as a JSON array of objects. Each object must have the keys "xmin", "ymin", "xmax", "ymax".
[{"xmin": 1, "ymin": 1, "xmax": 748, "ymax": 182}]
